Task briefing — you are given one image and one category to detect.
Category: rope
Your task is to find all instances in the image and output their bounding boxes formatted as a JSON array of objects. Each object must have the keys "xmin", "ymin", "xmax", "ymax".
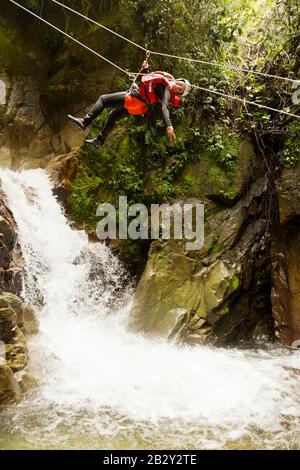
[
  {"xmin": 8, "ymin": 0, "xmax": 130, "ymax": 76},
  {"xmin": 127, "ymin": 72, "xmax": 300, "ymax": 119},
  {"xmin": 130, "ymin": 51, "xmax": 151, "ymax": 90},
  {"xmin": 149, "ymin": 51, "xmax": 298, "ymax": 85},
  {"xmin": 190, "ymin": 84, "xmax": 300, "ymax": 120},
  {"xmin": 51, "ymin": 0, "xmax": 147, "ymax": 52},
  {"xmin": 8, "ymin": 0, "xmax": 300, "ymax": 121},
  {"xmin": 40, "ymin": 0, "xmax": 44, "ymax": 16},
  {"xmin": 51, "ymin": 0, "xmax": 298, "ymax": 85}
]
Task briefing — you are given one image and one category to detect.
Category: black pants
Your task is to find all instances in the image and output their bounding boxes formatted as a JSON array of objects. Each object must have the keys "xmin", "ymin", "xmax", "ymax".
[{"xmin": 86, "ymin": 91, "xmax": 129, "ymax": 141}]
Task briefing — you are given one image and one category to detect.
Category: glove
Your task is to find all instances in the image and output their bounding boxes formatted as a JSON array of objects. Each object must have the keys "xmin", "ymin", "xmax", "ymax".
[{"xmin": 141, "ymin": 60, "xmax": 150, "ymax": 70}]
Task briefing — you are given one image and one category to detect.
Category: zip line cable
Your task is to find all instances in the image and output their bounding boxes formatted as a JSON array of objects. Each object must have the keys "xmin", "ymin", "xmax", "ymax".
[
  {"xmin": 51, "ymin": 0, "xmax": 298, "ymax": 85},
  {"xmin": 148, "ymin": 50, "xmax": 298, "ymax": 85},
  {"xmin": 131, "ymin": 70, "xmax": 300, "ymax": 119},
  {"xmin": 7, "ymin": 0, "xmax": 300, "ymax": 121},
  {"xmin": 8, "ymin": 0, "xmax": 129, "ymax": 75},
  {"xmin": 190, "ymin": 84, "xmax": 300, "ymax": 120},
  {"xmin": 51, "ymin": 0, "xmax": 147, "ymax": 53}
]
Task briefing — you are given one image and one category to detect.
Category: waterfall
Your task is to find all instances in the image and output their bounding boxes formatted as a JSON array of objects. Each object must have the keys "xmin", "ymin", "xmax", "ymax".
[{"xmin": 0, "ymin": 168, "xmax": 299, "ymax": 450}]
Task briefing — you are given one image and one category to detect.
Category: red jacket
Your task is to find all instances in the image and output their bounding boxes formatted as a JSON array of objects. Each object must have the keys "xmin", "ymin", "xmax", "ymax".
[{"xmin": 139, "ymin": 72, "xmax": 181, "ymax": 109}]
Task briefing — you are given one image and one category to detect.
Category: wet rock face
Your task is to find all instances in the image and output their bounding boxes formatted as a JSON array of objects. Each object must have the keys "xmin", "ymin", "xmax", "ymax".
[
  {"xmin": 0, "ymin": 72, "xmax": 55, "ymax": 169},
  {"xmin": 0, "ymin": 291, "xmax": 39, "ymax": 405},
  {"xmin": 130, "ymin": 176, "xmax": 274, "ymax": 345},
  {"xmin": 131, "ymin": 155, "xmax": 300, "ymax": 347},
  {"xmin": 0, "ymin": 184, "xmax": 38, "ymax": 404},
  {"xmin": 0, "ymin": 177, "xmax": 38, "ymax": 406},
  {"xmin": 272, "ymin": 163, "xmax": 300, "ymax": 346},
  {"xmin": 0, "ymin": 72, "xmax": 82, "ymax": 170},
  {"xmin": 0, "ymin": 365, "xmax": 22, "ymax": 406},
  {"xmin": 0, "ymin": 293, "xmax": 29, "ymax": 373},
  {"xmin": 45, "ymin": 152, "xmax": 79, "ymax": 211},
  {"xmin": 0, "ymin": 307, "xmax": 17, "ymax": 344},
  {"xmin": 0, "ymin": 189, "xmax": 23, "ymax": 294},
  {"xmin": 130, "ymin": 239, "xmax": 241, "ymax": 341}
]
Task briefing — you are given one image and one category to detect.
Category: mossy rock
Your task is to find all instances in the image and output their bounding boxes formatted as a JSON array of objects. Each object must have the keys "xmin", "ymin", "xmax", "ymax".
[
  {"xmin": 0, "ymin": 292, "xmax": 24, "ymax": 324},
  {"xmin": 129, "ymin": 230, "xmax": 241, "ymax": 340},
  {"xmin": 0, "ymin": 307, "xmax": 17, "ymax": 343},
  {"xmin": 5, "ymin": 329, "xmax": 28, "ymax": 372},
  {"xmin": 0, "ymin": 364, "xmax": 22, "ymax": 406}
]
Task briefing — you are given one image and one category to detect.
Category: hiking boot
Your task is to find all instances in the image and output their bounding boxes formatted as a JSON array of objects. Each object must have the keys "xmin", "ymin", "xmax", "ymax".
[
  {"xmin": 85, "ymin": 133, "xmax": 105, "ymax": 146},
  {"xmin": 67, "ymin": 114, "xmax": 90, "ymax": 130}
]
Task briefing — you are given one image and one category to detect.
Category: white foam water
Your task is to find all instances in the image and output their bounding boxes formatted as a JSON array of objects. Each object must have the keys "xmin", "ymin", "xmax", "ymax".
[{"xmin": 0, "ymin": 168, "xmax": 299, "ymax": 450}]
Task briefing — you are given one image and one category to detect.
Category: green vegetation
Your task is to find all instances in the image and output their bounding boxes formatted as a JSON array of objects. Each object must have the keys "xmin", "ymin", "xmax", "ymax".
[
  {"xmin": 231, "ymin": 274, "xmax": 240, "ymax": 290},
  {"xmin": 282, "ymin": 121, "xmax": 300, "ymax": 167},
  {"xmin": 2, "ymin": 0, "xmax": 300, "ymax": 267},
  {"xmin": 208, "ymin": 234, "xmax": 222, "ymax": 255},
  {"xmin": 69, "ymin": 119, "xmax": 241, "ymax": 225},
  {"xmin": 0, "ymin": 16, "xmax": 49, "ymax": 76},
  {"xmin": 64, "ymin": 0, "xmax": 299, "ymax": 267}
]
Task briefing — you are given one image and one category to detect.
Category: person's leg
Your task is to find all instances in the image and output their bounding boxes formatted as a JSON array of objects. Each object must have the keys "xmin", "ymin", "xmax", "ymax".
[
  {"xmin": 68, "ymin": 91, "xmax": 127, "ymax": 130},
  {"xmin": 85, "ymin": 106, "xmax": 129, "ymax": 146}
]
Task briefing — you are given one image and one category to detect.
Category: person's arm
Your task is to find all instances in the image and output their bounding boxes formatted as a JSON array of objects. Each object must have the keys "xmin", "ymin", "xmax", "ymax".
[
  {"xmin": 130, "ymin": 60, "xmax": 150, "ymax": 98},
  {"xmin": 141, "ymin": 60, "xmax": 150, "ymax": 74},
  {"xmin": 162, "ymin": 88, "xmax": 176, "ymax": 141}
]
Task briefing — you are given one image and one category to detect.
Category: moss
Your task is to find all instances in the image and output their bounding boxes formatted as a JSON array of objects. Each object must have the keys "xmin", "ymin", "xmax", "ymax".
[
  {"xmin": 202, "ymin": 229, "xmax": 225, "ymax": 256},
  {"xmin": 69, "ymin": 121, "xmax": 145, "ymax": 228},
  {"xmin": 221, "ymin": 306, "xmax": 230, "ymax": 316},
  {"xmin": 183, "ymin": 174, "xmax": 203, "ymax": 193},
  {"xmin": 68, "ymin": 163, "xmax": 104, "ymax": 228},
  {"xmin": 118, "ymin": 239, "xmax": 149, "ymax": 275},
  {"xmin": 173, "ymin": 172, "xmax": 205, "ymax": 198},
  {"xmin": 69, "ymin": 118, "xmax": 245, "ymax": 241},
  {"xmin": 205, "ymin": 128, "xmax": 240, "ymax": 180},
  {"xmin": 282, "ymin": 121, "xmax": 300, "ymax": 168},
  {"xmin": 208, "ymin": 234, "xmax": 220, "ymax": 254},
  {"xmin": 207, "ymin": 165, "xmax": 227, "ymax": 186},
  {"xmin": 171, "ymin": 125, "xmax": 242, "ymax": 201},
  {"xmin": 231, "ymin": 274, "xmax": 240, "ymax": 290},
  {"xmin": 0, "ymin": 16, "xmax": 49, "ymax": 78}
]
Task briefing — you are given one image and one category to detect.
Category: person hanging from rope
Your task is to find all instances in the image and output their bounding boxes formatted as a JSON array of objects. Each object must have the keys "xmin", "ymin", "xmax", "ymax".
[{"xmin": 67, "ymin": 60, "xmax": 191, "ymax": 146}]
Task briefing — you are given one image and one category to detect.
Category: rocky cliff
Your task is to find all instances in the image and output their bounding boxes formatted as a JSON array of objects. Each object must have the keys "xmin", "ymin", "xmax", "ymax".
[
  {"xmin": 0, "ymin": 189, "xmax": 22, "ymax": 293},
  {"xmin": 0, "ymin": 63, "xmax": 92, "ymax": 168},
  {"xmin": 0, "ymin": 0, "xmax": 134, "ymax": 169},
  {"xmin": 129, "ymin": 147, "xmax": 276, "ymax": 344},
  {"xmin": 272, "ymin": 163, "xmax": 300, "ymax": 346},
  {"xmin": 0, "ymin": 292, "xmax": 38, "ymax": 406},
  {"xmin": 0, "ymin": 0, "xmax": 299, "ymax": 361},
  {"xmin": 0, "ymin": 190, "xmax": 38, "ymax": 406}
]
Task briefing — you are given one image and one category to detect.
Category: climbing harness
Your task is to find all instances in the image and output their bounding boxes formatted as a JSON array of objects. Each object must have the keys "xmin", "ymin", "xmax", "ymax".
[{"xmin": 139, "ymin": 71, "xmax": 182, "ymax": 108}]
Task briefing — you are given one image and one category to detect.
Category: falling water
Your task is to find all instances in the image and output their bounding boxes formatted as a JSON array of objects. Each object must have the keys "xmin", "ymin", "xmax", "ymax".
[{"xmin": 0, "ymin": 168, "xmax": 299, "ymax": 450}]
